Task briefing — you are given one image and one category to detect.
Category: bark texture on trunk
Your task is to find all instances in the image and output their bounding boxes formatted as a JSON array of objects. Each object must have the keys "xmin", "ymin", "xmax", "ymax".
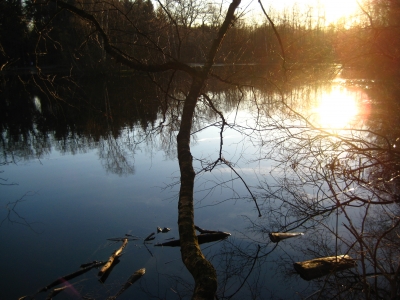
[
  {"xmin": 52, "ymin": 0, "xmax": 241, "ymax": 298},
  {"xmin": 177, "ymin": 77, "xmax": 217, "ymax": 299},
  {"xmin": 176, "ymin": 2, "xmax": 241, "ymax": 299}
]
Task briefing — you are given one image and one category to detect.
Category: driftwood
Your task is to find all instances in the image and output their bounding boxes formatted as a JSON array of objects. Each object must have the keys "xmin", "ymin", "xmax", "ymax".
[
  {"xmin": 269, "ymin": 232, "xmax": 304, "ymax": 243},
  {"xmin": 195, "ymin": 225, "xmax": 219, "ymax": 234},
  {"xmin": 45, "ymin": 286, "xmax": 67, "ymax": 300},
  {"xmin": 155, "ymin": 231, "xmax": 231, "ymax": 247},
  {"xmin": 37, "ymin": 260, "xmax": 105, "ymax": 293},
  {"xmin": 99, "ymin": 258, "xmax": 121, "ymax": 283},
  {"xmin": 98, "ymin": 238, "xmax": 128, "ymax": 277},
  {"xmin": 294, "ymin": 255, "xmax": 357, "ymax": 281},
  {"xmin": 108, "ymin": 268, "xmax": 146, "ymax": 299}
]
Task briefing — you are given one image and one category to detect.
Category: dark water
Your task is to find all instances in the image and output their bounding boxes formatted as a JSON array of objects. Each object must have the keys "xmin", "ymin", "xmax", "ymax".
[{"xmin": 0, "ymin": 72, "xmax": 387, "ymax": 299}]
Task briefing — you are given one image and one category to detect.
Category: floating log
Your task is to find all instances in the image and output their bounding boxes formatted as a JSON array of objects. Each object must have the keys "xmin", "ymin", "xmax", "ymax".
[
  {"xmin": 37, "ymin": 261, "xmax": 105, "ymax": 293},
  {"xmin": 155, "ymin": 232, "xmax": 231, "ymax": 247},
  {"xmin": 98, "ymin": 238, "xmax": 128, "ymax": 277},
  {"xmin": 195, "ymin": 225, "xmax": 219, "ymax": 234},
  {"xmin": 269, "ymin": 232, "xmax": 304, "ymax": 243},
  {"xmin": 99, "ymin": 258, "xmax": 121, "ymax": 283},
  {"xmin": 45, "ymin": 286, "xmax": 67, "ymax": 300},
  {"xmin": 108, "ymin": 268, "xmax": 146, "ymax": 299},
  {"xmin": 294, "ymin": 255, "xmax": 357, "ymax": 281}
]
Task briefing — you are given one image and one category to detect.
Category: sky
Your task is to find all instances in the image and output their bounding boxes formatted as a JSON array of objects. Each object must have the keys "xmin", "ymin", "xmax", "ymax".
[{"xmin": 238, "ymin": 0, "xmax": 361, "ymax": 25}]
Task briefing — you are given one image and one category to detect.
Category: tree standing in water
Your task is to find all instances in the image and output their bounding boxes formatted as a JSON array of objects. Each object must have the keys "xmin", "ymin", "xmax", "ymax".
[{"xmin": 26, "ymin": 0, "xmax": 242, "ymax": 298}]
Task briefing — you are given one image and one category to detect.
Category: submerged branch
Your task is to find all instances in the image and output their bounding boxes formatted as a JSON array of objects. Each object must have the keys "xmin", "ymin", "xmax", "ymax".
[
  {"xmin": 98, "ymin": 238, "xmax": 128, "ymax": 277},
  {"xmin": 36, "ymin": 261, "xmax": 105, "ymax": 293},
  {"xmin": 155, "ymin": 231, "xmax": 231, "ymax": 247},
  {"xmin": 108, "ymin": 268, "xmax": 146, "ymax": 300}
]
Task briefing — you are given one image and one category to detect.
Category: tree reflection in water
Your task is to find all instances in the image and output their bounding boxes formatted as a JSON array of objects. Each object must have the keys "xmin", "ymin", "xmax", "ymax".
[
  {"xmin": 251, "ymin": 80, "xmax": 400, "ymax": 299},
  {"xmin": 1, "ymin": 69, "xmax": 400, "ymax": 298}
]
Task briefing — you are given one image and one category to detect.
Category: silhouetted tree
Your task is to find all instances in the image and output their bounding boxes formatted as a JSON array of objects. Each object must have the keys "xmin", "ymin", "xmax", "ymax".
[{"xmin": 0, "ymin": 0, "xmax": 31, "ymax": 68}]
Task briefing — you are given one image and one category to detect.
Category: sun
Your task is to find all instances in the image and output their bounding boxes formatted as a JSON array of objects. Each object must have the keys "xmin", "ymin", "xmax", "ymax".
[
  {"xmin": 322, "ymin": 0, "xmax": 360, "ymax": 24},
  {"xmin": 242, "ymin": 0, "xmax": 361, "ymax": 25}
]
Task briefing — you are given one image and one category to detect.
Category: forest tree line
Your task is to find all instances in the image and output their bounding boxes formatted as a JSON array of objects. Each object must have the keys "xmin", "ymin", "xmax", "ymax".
[{"xmin": 1, "ymin": 0, "xmax": 400, "ymax": 80}]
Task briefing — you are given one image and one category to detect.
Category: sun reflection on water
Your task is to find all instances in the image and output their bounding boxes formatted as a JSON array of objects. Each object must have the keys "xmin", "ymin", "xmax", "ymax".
[{"xmin": 312, "ymin": 86, "xmax": 364, "ymax": 129}]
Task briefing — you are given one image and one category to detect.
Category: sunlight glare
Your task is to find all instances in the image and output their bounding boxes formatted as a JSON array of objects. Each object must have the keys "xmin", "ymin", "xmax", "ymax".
[
  {"xmin": 244, "ymin": 0, "xmax": 361, "ymax": 25},
  {"xmin": 319, "ymin": 0, "xmax": 359, "ymax": 24},
  {"xmin": 313, "ymin": 87, "xmax": 359, "ymax": 129}
]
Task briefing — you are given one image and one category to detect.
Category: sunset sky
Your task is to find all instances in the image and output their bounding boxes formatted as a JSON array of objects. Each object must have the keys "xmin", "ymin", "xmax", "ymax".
[{"xmin": 239, "ymin": 0, "xmax": 361, "ymax": 24}]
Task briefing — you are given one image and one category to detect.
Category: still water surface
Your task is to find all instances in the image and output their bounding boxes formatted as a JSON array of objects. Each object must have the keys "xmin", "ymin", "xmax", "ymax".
[{"xmin": 0, "ymin": 75, "xmax": 370, "ymax": 299}]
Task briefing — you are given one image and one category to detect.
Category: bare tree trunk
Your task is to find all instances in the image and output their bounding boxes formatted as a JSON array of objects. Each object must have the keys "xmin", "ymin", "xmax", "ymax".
[
  {"xmin": 45, "ymin": 0, "xmax": 241, "ymax": 298},
  {"xmin": 176, "ymin": 3, "xmax": 240, "ymax": 299},
  {"xmin": 177, "ymin": 76, "xmax": 217, "ymax": 299}
]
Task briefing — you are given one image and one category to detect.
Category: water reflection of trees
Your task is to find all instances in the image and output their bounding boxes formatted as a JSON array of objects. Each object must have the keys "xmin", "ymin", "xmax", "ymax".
[
  {"xmin": 135, "ymin": 239, "xmax": 277, "ymax": 300},
  {"xmin": 2, "ymin": 0, "xmax": 400, "ymax": 297},
  {"xmin": 0, "ymin": 68, "xmax": 308, "ymax": 173},
  {"xmin": 0, "ymin": 71, "xmax": 325, "ymax": 299},
  {"xmin": 3, "ymin": 67, "xmax": 400, "ymax": 298},
  {"xmin": 0, "ymin": 73, "xmax": 161, "ymax": 175},
  {"xmin": 249, "ymin": 81, "xmax": 400, "ymax": 298}
]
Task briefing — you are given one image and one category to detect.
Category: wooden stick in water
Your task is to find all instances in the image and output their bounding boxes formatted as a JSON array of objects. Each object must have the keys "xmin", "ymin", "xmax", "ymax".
[
  {"xmin": 45, "ymin": 286, "xmax": 67, "ymax": 300},
  {"xmin": 294, "ymin": 255, "xmax": 357, "ymax": 280},
  {"xmin": 37, "ymin": 261, "xmax": 105, "ymax": 293},
  {"xmin": 98, "ymin": 238, "xmax": 128, "ymax": 277},
  {"xmin": 155, "ymin": 232, "xmax": 231, "ymax": 247},
  {"xmin": 195, "ymin": 225, "xmax": 219, "ymax": 234},
  {"xmin": 108, "ymin": 268, "xmax": 146, "ymax": 299},
  {"xmin": 269, "ymin": 232, "xmax": 304, "ymax": 243}
]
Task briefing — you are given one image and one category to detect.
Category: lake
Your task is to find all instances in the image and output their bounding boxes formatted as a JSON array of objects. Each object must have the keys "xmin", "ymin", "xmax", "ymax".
[{"xmin": 0, "ymin": 70, "xmax": 394, "ymax": 299}]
